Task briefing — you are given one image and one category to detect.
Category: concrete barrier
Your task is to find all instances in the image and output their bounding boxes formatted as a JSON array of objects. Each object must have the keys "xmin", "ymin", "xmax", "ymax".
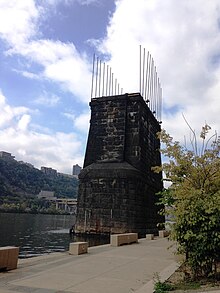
[
  {"xmin": 159, "ymin": 230, "xmax": 170, "ymax": 238},
  {"xmin": 146, "ymin": 234, "xmax": 154, "ymax": 240},
  {"xmin": 110, "ymin": 233, "xmax": 138, "ymax": 247},
  {"xmin": 69, "ymin": 242, "xmax": 88, "ymax": 255},
  {"xmin": 0, "ymin": 246, "xmax": 19, "ymax": 271}
]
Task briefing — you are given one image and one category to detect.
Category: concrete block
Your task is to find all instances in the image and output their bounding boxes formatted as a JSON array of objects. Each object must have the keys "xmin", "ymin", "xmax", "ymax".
[
  {"xmin": 159, "ymin": 230, "xmax": 170, "ymax": 238},
  {"xmin": 0, "ymin": 246, "xmax": 19, "ymax": 271},
  {"xmin": 0, "ymin": 248, "xmax": 8, "ymax": 270},
  {"xmin": 7, "ymin": 247, "xmax": 19, "ymax": 270},
  {"xmin": 111, "ymin": 233, "xmax": 138, "ymax": 247},
  {"xmin": 69, "ymin": 242, "xmax": 88, "ymax": 255},
  {"xmin": 146, "ymin": 234, "xmax": 154, "ymax": 240}
]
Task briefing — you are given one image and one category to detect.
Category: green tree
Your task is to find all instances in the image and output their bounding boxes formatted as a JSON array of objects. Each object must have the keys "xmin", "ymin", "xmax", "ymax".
[{"xmin": 154, "ymin": 124, "xmax": 220, "ymax": 278}]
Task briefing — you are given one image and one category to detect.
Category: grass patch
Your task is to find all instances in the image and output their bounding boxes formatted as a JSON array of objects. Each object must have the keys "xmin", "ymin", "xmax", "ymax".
[
  {"xmin": 171, "ymin": 280, "xmax": 200, "ymax": 290},
  {"xmin": 154, "ymin": 280, "xmax": 174, "ymax": 292},
  {"xmin": 160, "ymin": 261, "xmax": 220, "ymax": 292},
  {"xmin": 154, "ymin": 279, "xmax": 201, "ymax": 292}
]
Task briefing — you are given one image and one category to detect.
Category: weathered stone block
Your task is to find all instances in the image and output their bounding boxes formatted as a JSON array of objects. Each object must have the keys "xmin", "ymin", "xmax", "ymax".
[
  {"xmin": 0, "ymin": 246, "xmax": 19, "ymax": 271},
  {"xmin": 146, "ymin": 234, "xmax": 154, "ymax": 240},
  {"xmin": 6, "ymin": 247, "xmax": 19, "ymax": 270},
  {"xmin": 159, "ymin": 230, "xmax": 170, "ymax": 238},
  {"xmin": 0, "ymin": 248, "xmax": 8, "ymax": 270},
  {"xmin": 110, "ymin": 233, "xmax": 138, "ymax": 246},
  {"xmin": 69, "ymin": 242, "xmax": 88, "ymax": 255}
]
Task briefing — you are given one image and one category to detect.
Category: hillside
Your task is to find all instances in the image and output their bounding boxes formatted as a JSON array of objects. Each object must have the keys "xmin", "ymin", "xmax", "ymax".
[{"xmin": 0, "ymin": 157, "xmax": 78, "ymax": 200}]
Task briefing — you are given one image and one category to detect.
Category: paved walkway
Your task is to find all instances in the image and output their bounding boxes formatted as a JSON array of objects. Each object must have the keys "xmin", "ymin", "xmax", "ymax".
[
  {"xmin": 0, "ymin": 237, "xmax": 178, "ymax": 293},
  {"xmin": 0, "ymin": 238, "xmax": 218, "ymax": 293}
]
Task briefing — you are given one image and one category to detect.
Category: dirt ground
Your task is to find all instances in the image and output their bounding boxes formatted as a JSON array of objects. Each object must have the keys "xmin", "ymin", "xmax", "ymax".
[{"xmin": 165, "ymin": 262, "xmax": 220, "ymax": 292}]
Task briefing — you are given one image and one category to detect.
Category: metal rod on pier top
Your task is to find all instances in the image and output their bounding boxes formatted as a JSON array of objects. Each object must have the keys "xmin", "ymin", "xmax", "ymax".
[
  {"xmin": 90, "ymin": 49, "xmax": 161, "ymax": 120},
  {"xmin": 138, "ymin": 46, "xmax": 163, "ymax": 121},
  {"xmin": 102, "ymin": 62, "xmax": 105, "ymax": 97},
  {"xmin": 106, "ymin": 65, "xmax": 109, "ymax": 96},
  {"xmin": 139, "ymin": 45, "xmax": 142, "ymax": 94},
  {"xmin": 90, "ymin": 53, "xmax": 123, "ymax": 98},
  {"xmin": 95, "ymin": 56, "xmax": 99, "ymax": 98},
  {"xmin": 109, "ymin": 67, "xmax": 112, "ymax": 96},
  {"xmin": 90, "ymin": 53, "xmax": 95, "ymax": 99},
  {"xmin": 98, "ymin": 59, "xmax": 101, "ymax": 97},
  {"xmin": 144, "ymin": 51, "xmax": 149, "ymax": 101}
]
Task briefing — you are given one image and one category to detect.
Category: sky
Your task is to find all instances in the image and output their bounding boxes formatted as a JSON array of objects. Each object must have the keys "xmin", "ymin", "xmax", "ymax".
[{"xmin": 0, "ymin": 0, "xmax": 219, "ymax": 174}]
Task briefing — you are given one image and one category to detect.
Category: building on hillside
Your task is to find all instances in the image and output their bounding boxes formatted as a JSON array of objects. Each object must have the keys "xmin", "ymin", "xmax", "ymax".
[
  {"xmin": 0, "ymin": 151, "xmax": 15, "ymax": 160},
  {"xmin": 72, "ymin": 164, "xmax": 81, "ymax": 178},
  {"xmin": 37, "ymin": 190, "xmax": 56, "ymax": 200},
  {"xmin": 41, "ymin": 166, "xmax": 57, "ymax": 177},
  {"xmin": 37, "ymin": 191, "xmax": 77, "ymax": 214}
]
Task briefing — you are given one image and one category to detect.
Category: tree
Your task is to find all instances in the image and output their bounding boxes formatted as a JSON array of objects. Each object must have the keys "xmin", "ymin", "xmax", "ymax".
[{"xmin": 154, "ymin": 124, "xmax": 220, "ymax": 278}]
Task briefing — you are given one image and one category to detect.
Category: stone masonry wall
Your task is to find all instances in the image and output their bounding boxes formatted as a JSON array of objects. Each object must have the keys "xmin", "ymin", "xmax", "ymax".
[{"xmin": 84, "ymin": 96, "xmax": 127, "ymax": 166}]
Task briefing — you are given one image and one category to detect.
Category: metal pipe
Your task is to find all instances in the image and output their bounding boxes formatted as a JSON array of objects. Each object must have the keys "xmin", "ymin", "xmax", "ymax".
[
  {"xmin": 111, "ymin": 72, "xmax": 114, "ymax": 96},
  {"xmin": 99, "ymin": 59, "xmax": 102, "ymax": 97},
  {"xmin": 144, "ymin": 51, "xmax": 150, "ymax": 101},
  {"xmin": 106, "ymin": 65, "xmax": 109, "ymax": 96},
  {"xmin": 91, "ymin": 53, "xmax": 95, "ymax": 99},
  {"xmin": 109, "ymin": 67, "xmax": 112, "ymax": 96},
  {"xmin": 115, "ymin": 78, "xmax": 117, "ymax": 95},
  {"xmin": 142, "ymin": 47, "xmax": 146, "ymax": 97},
  {"xmin": 149, "ymin": 58, "xmax": 153, "ymax": 110},
  {"xmin": 95, "ymin": 56, "xmax": 99, "ymax": 98},
  {"xmin": 140, "ymin": 45, "xmax": 142, "ymax": 94},
  {"xmin": 146, "ymin": 54, "xmax": 151, "ymax": 102},
  {"xmin": 102, "ymin": 62, "xmax": 105, "ymax": 96}
]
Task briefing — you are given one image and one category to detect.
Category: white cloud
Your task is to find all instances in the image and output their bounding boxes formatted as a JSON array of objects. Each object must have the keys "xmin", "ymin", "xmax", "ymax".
[
  {"xmin": 13, "ymin": 69, "xmax": 41, "ymax": 80},
  {"xmin": 34, "ymin": 92, "xmax": 60, "ymax": 107},
  {"xmin": 0, "ymin": 1, "xmax": 91, "ymax": 104},
  {"xmin": 7, "ymin": 39, "xmax": 91, "ymax": 104},
  {"xmin": 63, "ymin": 112, "xmax": 75, "ymax": 123},
  {"xmin": 63, "ymin": 111, "xmax": 90, "ymax": 133},
  {"xmin": 0, "ymin": 90, "xmax": 30, "ymax": 128},
  {"xmin": 0, "ymin": 91, "xmax": 84, "ymax": 173},
  {"xmin": 97, "ymin": 0, "xmax": 220, "ymax": 140},
  {"xmin": 17, "ymin": 114, "xmax": 31, "ymax": 132},
  {"xmin": 73, "ymin": 112, "xmax": 90, "ymax": 133},
  {"xmin": 43, "ymin": 48, "xmax": 91, "ymax": 103},
  {"xmin": 0, "ymin": 0, "xmax": 39, "ymax": 47},
  {"xmin": 0, "ymin": 128, "xmax": 84, "ymax": 173}
]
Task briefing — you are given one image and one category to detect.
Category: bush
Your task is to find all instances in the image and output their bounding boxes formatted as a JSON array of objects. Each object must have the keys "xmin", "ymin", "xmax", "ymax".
[{"xmin": 154, "ymin": 124, "xmax": 220, "ymax": 278}]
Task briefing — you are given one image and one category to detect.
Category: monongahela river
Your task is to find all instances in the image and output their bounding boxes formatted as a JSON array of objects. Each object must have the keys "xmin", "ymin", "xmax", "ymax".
[{"xmin": 0, "ymin": 213, "xmax": 109, "ymax": 258}]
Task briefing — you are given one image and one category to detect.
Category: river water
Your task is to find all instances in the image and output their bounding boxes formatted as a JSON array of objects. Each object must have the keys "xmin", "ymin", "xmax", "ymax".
[{"xmin": 0, "ymin": 213, "xmax": 109, "ymax": 258}]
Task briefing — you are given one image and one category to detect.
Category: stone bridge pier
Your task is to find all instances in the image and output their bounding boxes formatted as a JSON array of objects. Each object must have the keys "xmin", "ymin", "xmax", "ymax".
[{"xmin": 75, "ymin": 93, "xmax": 164, "ymax": 235}]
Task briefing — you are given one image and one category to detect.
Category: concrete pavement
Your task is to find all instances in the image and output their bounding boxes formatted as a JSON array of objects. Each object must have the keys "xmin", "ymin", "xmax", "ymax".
[
  {"xmin": 0, "ymin": 237, "xmax": 218, "ymax": 293},
  {"xmin": 0, "ymin": 237, "xmax": 177, "ymax": 293}
]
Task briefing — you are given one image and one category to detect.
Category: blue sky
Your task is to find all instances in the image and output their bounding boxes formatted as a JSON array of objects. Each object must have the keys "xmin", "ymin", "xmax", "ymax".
[{"xmin": 0, "ymin": 0, "xmax": 219, "ymax": 173}]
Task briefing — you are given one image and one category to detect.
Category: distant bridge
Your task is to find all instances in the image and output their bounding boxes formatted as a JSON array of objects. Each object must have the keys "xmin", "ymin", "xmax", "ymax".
[{"xmin": 55, "ymin": 198, "xmax": 77, "ymax": 214}]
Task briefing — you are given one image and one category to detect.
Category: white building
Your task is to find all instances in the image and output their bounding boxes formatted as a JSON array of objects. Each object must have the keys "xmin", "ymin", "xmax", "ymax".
[{"xmin": 72, "ymin": 164, "xmax": 82, "ymax": 177}]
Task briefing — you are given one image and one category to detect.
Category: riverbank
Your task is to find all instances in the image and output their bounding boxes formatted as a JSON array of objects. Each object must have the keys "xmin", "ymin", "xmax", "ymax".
[{"xmin": 0, "ymin": 209, "xmax": 73, "ymax": 215}]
